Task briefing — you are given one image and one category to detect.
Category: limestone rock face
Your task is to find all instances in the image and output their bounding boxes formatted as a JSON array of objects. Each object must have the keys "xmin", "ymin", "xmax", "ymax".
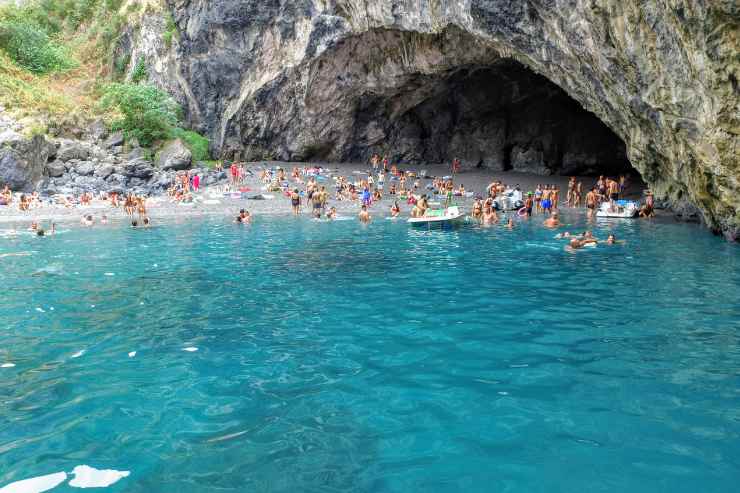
[{"xmin": 137, "ymin": 0, "xmax": 738, "ymax": 237}]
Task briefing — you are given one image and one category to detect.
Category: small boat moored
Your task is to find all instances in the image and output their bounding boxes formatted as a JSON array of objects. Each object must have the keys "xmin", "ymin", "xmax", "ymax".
[
  {"xmin": 596, "ymin": 200, "xmax": 639, "ymax": 218},
  {"xmin": 407, "ymin": 206, "xmax": 466, "ymax": 227}
]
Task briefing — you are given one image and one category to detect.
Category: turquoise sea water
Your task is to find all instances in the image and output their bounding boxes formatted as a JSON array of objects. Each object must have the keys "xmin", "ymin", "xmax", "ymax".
[{"xmin": 1, "ymin": 213, "xmax": 739, "ymax": 492}]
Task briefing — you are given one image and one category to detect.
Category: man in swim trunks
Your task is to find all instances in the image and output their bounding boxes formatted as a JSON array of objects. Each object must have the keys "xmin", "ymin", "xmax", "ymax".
[
  {"xmin": 607, "ymin": 178, "xmax": 620, "ymax": 202},
  {"xmin": 541, "ymin": 186, "xmax": 552, "ymax": 214},
  {"xmin": 585, "ymin": 187, "xmax": 598, "ymax": 218},
  {"xmin": 312, "ymin": 189, "xmax": 323, "ymax": 218}
]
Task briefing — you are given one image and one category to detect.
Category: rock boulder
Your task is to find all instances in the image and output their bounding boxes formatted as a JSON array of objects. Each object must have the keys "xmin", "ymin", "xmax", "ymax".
[
  {"xmin": 56, "ymin": 141, "xmax": 90, "ymax": 162},
  {"xmin": 156, "ymin": 139, "xmax": 192, "ymax": 171},
  {"xmin": 0, "ymin": 131, "xmax": 55, "ymax": 191}
]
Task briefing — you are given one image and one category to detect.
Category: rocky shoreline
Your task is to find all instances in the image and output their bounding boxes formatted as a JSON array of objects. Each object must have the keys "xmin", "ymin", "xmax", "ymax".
[{"xmin": 0, "ymin": 110, "xmax": 228, "ymax": 198}]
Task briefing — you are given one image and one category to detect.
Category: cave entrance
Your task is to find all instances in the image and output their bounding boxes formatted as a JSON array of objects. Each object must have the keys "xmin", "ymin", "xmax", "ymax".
[{"xmin": 347, "ymin": 59, "xmax": 632, "ymax": 177}]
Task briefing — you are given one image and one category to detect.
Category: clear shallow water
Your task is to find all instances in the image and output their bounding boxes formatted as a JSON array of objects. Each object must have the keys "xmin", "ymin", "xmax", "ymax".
[{"xmin": 1, "ymin": 214, "xmax": 739, "ymax": 492}]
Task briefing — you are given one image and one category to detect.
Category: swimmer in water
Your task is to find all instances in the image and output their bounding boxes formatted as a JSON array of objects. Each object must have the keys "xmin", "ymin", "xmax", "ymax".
[
  {"xmin": 506, "ymin": 216, "xmax": 514, "ymax": 229},
  {"xmin": 131, "ymin": 220, "xmax": 139, "ymax": 228},
  {"xmin": 605, "ymin": 234, "xmax": 626, "ymax": 245},
  {"xmin": 234, "ymin": 209, "xmax": 251, "ymax": 223},
  {"xmin": 143, "ymin": 217, "xmax": 151, "ymax": 228},
  {"xmin": 543, "ymin": 212, "xmax": 561, "ymax": 228},
  {"xmin": 482, "ymin": 205, "xmax": 498, "ymax": 225},
  {"xmin": 81, "ymin": 215, "xmax": 94, "ymax": 227},
  {"xmin": 358, "ymin": 204, "xmax": 371, "ymax": 223},
  {"xmin": 101, "ymin": 215, "xmax": 108, "ymax": 225},
  {"xmin": 390, "ymin": 201, "xmax": 400, "ymax": 218},
  {"xmin": 327, "ymin": 206, "xmax": 337, "ymax": 220}
]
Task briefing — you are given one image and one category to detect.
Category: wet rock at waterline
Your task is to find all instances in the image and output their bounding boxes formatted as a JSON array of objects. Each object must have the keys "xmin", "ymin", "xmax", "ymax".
[{"xmin": 132, "ymin": 0, "xmax": 737, "ymax": 237}]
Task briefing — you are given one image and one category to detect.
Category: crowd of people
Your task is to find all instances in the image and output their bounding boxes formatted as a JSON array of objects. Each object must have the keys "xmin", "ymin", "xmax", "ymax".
[{"xmin": 2, "ymin": 156, "xmax": 656, "ymax": 250}]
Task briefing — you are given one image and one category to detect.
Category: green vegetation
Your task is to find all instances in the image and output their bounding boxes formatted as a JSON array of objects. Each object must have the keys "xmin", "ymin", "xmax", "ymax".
[
  {"xmin": 172, "ymin": 128, "xmax": 210, "ymax": 161},
  {"xmin": 131, "ymin": 57, "xmax": 147, "ymax": 83},
  {"xmin": 100, "ymin": 82, "xmax": 211, "ymax": 157},
  {"xmin": 163, "ymin": 12, "xmax": 178, "ymax": 47},
  {"xmin": 101, "ymin": 82, "xmax": 179, "ymax": 146},
  {"xmin": 0, "ymin": 0, "xmax": 210, "ymax": 159},
  {"xmin": 0, "ymin": 18, "xmax": 76, "ymax": 74}
]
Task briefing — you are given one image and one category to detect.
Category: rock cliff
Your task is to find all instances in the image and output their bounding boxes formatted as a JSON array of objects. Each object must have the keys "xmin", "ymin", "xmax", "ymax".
[{"xmin": 132, "ymin": 0, "xmax": 737, "ymax": 237}]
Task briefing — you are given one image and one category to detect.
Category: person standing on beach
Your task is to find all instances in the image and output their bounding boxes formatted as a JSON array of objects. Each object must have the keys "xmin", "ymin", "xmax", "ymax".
[
  {"xmin": 371, "ymin": 154, "xmax": 380, "ymax": 172},
  {"xmin": 567, "ymin": 177, "xmax": 576, "ymax": 207},
  {"xmin": 137, "ymin": 197, "xmax": 147, "ymax": 220},
  {"xmin": 534, "ymin": 185, "xmax": 543, "ymax": 213},
  {"xmin": 229, "ymin": 163, "xmax": 238, "ymax": 187},
  {"xmin": 192, "ymin": 173, "xmax": 200, "ymax": 193},
  {"xmin": 541, "ymin": 186, "xmax": 552, "ymax": 215}
]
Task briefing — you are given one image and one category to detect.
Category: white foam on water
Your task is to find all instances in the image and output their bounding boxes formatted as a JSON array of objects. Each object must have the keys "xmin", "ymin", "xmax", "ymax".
[
  {"xmin": 104, "ymin": 273, "xmax": 115, "ymax": 276},
  {"xmin": 90, "ymin": 305, "xmax": 95, "ymax": 308},
  {"xmin": 1, "ymin": 363, "xmax": 16, "ymax": 368},
  {"xmin": 68, "ymin": 465, "xmax": 129, "ymax": 488},
  {"xmin": 128, "ymin": 352, "xmax": 136, "ymax": 358},
  {"xmin": 0, "ymin": 252, "xmax": 32, "ymax": 258},
  {"xmin": 498, "ymin": 391, "xmax": 509, "ymax": 396},
  {"xmin": 49, "ymin": 307, "xmax": 54, "ymax": 311},
  {"xmin": 0, "ymin": 471, "xmax": 67, "ymax": 493},
  {"xmin": 183, "ymin": 347, "xmax": 198, "ymax": 352},
  {"xmin": 35, "ymin": 307, "xmax": 45, "ymax": 313},
  {"xmin": 71, "ymin": 350, "xmax": 85, "ymax": 359}
]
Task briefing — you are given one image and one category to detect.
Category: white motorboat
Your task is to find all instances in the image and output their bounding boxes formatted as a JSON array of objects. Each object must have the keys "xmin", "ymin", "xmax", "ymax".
[
  {"xmin": 596, "ymin": 200, "xmax": 639, "ymax": 218},
  {"xmin": 407, "ymin": 206, "xmax": 465, "ymax": 227},
  {"xmin": 493, "ymin": 189, "xmax": 524, "ymax": 211}
]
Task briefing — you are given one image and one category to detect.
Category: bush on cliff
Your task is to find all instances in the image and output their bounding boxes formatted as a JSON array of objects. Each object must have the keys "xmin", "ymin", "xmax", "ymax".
[
  {"xmin": 100, "ymin": 82, "xmax": 179, "ymax": 147},
  {"xmin": 172, "ymin": 128, "xmax": 210, "ymax": 162},
  {"xmin": 0, "ymin": 19, "xmax": 76, "ymax": 74}
]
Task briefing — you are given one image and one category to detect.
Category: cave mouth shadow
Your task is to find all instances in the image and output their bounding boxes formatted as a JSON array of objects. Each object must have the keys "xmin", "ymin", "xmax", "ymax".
[{"xmin": 345, "ymin": 59, "xmax": 633, "ymax": 178}]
